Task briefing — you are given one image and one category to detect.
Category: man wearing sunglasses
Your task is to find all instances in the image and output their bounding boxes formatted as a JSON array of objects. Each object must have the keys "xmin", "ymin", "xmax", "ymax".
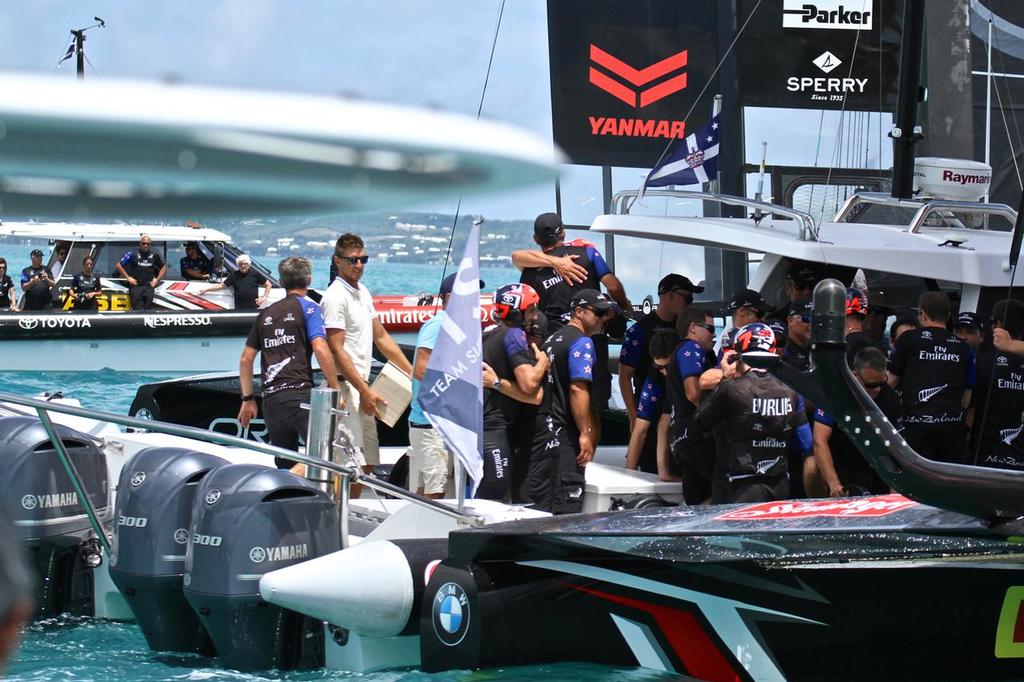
[
  {"xmin": 813, "ymin": 347, "xmax": 900, "ymax": 496},
  {"xmin": 782, "ymin": 299, "xmax": 813, "ymax": 371},
  {"xmin": 323, "ymin": 233, "xmax": 413, "ymax": 484},
  {"xmin": 528, "ymin": 289, "xmax": 614, "ymax": 514},
  {"xmin": 768, "ymin": 262, "xmax": 817, "ymax": 322}
]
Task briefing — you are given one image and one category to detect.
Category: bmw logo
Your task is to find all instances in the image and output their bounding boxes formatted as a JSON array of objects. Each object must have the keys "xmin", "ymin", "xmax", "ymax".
[
  {"xmin": 432, "ymin": 582, "xmax": 470, "ymax": 646},
  {"xmin": 205, "ymin": 489, "xmax": 221, "ymax": 505},
  {"xmin": 249, "ymin": 547, "xmax": 266, "ymax": 564},
  {"xmin": 173, "ymin": 528, "xmax": 190, "ymax": 545},
  {"xmin": 130, "ymin": 471, "xmax": 146, "ymax": 487},
  {"xmin": 21, "ymin": 495, "xmax": 36, "ymax": 510}
]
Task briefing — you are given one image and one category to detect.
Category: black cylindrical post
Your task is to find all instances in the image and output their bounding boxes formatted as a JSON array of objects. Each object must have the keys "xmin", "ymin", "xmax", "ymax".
[{"xmin": 891, "ymin": 0, "xmax": 927, "ymax": 198}]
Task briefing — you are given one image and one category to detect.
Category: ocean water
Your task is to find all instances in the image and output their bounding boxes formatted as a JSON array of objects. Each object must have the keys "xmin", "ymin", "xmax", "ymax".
[{"xmin": 0, "ymin": 253, "xmax": 669, "ymax": 680}]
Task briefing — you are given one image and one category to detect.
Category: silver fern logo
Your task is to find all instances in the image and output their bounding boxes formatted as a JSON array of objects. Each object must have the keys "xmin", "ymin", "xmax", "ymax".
[
  {"xmin": 1001, "ymin": 413, "xmax": 1024, "ymax": 445},
  {"xmin": 265, "ymin": 357, "xmax": 292, "ymax": 384},
  {"xmin": 917, "ymin": 384, "xmax": 947, "ymax": 403}
]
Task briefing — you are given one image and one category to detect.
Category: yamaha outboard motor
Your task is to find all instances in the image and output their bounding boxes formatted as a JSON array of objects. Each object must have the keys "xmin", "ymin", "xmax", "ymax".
[
  {"xmin": 0, "ymin": 415, "xmax": 110, "ymax": 617},
  {"xmin": 183, "ymin": 464, "xmax": 340, "ymax": 671},
  {"xmin": 109, "ymin": 447, "xmax": 226, "ymax": 655}
]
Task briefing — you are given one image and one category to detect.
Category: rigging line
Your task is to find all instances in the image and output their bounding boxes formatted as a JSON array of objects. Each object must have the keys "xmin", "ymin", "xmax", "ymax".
[
  {"xmin": 992, "ymin": 69, "xmax": 1024, "ymax": 191},
  {"xmin": 436, "ymin": 0, "xmax": 506, "ymax": 302},
  {"xmin": 807, "ymin": 108, "xmax": 827, "ymax": 217},
  {"xmin": 991, "ymin": 20, "xmax": 1024, "ymax": 191}
]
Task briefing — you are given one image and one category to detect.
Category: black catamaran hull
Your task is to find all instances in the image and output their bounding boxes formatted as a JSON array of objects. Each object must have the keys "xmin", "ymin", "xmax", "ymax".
[{"xmin": 0, "ymin": 310, "xmax": 255, "ymax": 340}]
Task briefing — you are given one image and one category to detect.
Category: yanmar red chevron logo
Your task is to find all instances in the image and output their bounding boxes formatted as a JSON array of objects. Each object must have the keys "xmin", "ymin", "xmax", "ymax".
[{"xmin": 589, "ymin": 44, "xmax": 688, "ymax": 108}]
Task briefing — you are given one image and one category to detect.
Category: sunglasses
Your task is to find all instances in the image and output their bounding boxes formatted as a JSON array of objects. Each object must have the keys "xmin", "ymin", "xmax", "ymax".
[
  {"xmin": 695, "ymin": 322, "xmax": 715, "ymax": 333},
  {"xmin": 653, "ymin": 361, "xmax": 670, "ymax": 371},
  {"xmin": 860, "ymin": 378, "xmax": 887, "ymax": 389},
  {"xmin": 342, "ymin": 255, "xmax": 370, "ymax": 265}
]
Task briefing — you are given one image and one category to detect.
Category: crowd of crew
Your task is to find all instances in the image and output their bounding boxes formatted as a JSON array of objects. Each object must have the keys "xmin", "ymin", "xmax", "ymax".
[{"xmin": 0, "ymin": 236, "xmax": 268, "ymax": 312}]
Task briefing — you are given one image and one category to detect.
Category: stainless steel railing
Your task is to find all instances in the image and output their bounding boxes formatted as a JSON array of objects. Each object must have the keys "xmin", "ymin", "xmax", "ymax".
[{"xmin": 0, "ymin": 390, "xmax": 485, "ymax": 551}]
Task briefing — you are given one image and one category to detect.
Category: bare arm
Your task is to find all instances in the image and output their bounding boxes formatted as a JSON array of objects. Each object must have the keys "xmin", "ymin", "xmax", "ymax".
[
  {"xmin": 327, "ymin": 328, "xmax": 369, "ymax": 391},
  {"xmin": 569, "ymin": 380, "xmax": 595, "ymax": 464},
  {"xmin": 311, "ymin": 337, "xmax": 341, "ymax": 390},
  {"xmin": 699, "ymin": 367, "xmax": 723, "ymax": 392},
  {"xmin": 413, "ymin": 346, "xmax": 431, "ymax": 382},
  {"xmin": 257, "ymin": 279, "xmax": 272, "ymax": 304},
  {"xmin": 483, "ymin": 362, "xmax": 543, "ymax": 405},
  {"xmin": 152, "ymin": 263, "xmax": 167, "ymax": 286},
  {"xmin": 510, "ymin": 249, "xmax": 587, "ymax": 284},
  {"xmin": 683, "ymin": 375, "xmax": 701, "ymax": 406},
  {"xmin": 656, "ymin": 413, "xmax": 679, "ymax": 481},
  {"xmin": 237, "ymin": 346, "xmax": 259, "ymax": 428},
  {"xmin": 372, "ymin": 318, "xmax": 413, "ymax": 376},
  {"xmin": 619, "ymin": 365, "xmax": 637, "ymax": 427},
  {"xmin": 624, "ymin": 417, "xmax": 650, "ymax": 470},
  {"xmin": 599, "ymin": 272, "xmax": 632, "ymax": 313},
  {"xmin": 962, "ymin": 388, "xmax": 972, "ymax": 411},
  {"xmin": 201, "ymin": 281, "xmax": 228, "ymax": 295},
  {"xmin": 813, "ymin": 421, "xmax": 844, "ymax": 497}
]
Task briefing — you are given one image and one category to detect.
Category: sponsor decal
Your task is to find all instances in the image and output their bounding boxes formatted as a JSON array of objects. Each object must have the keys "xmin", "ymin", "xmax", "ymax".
[
  {"xmin": 18, "ymin": 317, "xmax": 92, "ymax": 330},
  {"xmin": 118, "ymin": 515, "xmax": 148, "ymax": 528},
  {"xmin": 21, "ymin": 492, "xmax": 78, "ymax": 511},
  {"xmin": 192, "ymin": 533, "xmax": 222, "ymax": 547},
  {"xmin": 173, "ymin": 528, "xmax": 190, "ymax": 545},
  {"xmin": 134, "ymin": 408, "xmax": 154, "ymax": 420},
  {"xmin": 204, "ymin": 489, "xmax": 221, "ymax": 505},
  {"xmin": 785, "ymin": 51, "xmax": 868, "ymax": 103},
  {"xmin": 130, "ymin": 471, "xmax": 146, "ymax": 487},
  {"xmin": 249, "ymin": 543, "xmax": 308, "ymax": 564},
  {"xmin": 782, "ymin": 0, "xmax": 873, "ymax": 30},
  {"xmin": 715, "ymin": 494, "xmax": 917, "ymax": 520},
  {"xmin": 996, "ymin": 586, "xmax": 1024, "ymax": 658},
  {"xmin": 209, "ymin": 417, "xmax": 269, "ymax": 442},
  {"xmin": 941, "ymin": 169, "xmax": 990, "ymax": 185},
  {"xmin": 589, "ymin": 44, "xmax": 688, "ymax": 108},
  {"xmin": 143, "ymin": 315, "xmax": 211, "ymax": 328},
  {"xmin": 432, "ymin": 582, "xmax": 470, "ymax": 646},
  {"xmin": 812, "ymin": 50, "xmax": 842, "ymax": 74}
]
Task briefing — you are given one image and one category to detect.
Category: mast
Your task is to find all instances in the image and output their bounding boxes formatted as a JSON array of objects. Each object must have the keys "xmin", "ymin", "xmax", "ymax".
[
  {"xmin": 890, "ymin": 0, "xmax": 926, "ymax": 199},
  {"xmin": 69, "ymin": 17, "xmax": 105, "ymax": 81}
]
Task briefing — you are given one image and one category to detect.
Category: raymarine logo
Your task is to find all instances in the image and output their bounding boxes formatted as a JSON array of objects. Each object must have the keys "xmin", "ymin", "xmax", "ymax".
[
  {"xmin": 783, "ymin": 0, "xmax": 873, "ymax": 30},
  {"xmin": 941, "ymin": 169, "xmax": 990, "ymax": 185},
  {"xmin": 17, "ymin": 317, "xmax": 91, "ymax": 330},
  {"xmin": 589, "ymin": 44, "xmax": 688, "ymax": 108},
  {"xmin": 143, "ymin": 315, "xmax": 211, "ymax": 328}
]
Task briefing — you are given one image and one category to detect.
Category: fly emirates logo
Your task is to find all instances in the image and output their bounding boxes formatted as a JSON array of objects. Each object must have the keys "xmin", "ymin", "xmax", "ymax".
[{"xmin": 587, "ymin": 44, "xmax": 688, "ymax": 139}]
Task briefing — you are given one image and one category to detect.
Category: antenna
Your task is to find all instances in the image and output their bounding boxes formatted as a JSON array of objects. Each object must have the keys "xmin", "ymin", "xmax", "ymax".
[{"xmin": 69, "ymin": 17, "xmax": 106, "ymax": 80}]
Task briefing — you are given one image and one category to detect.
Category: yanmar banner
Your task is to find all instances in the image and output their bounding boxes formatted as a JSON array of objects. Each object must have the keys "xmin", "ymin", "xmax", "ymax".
[
  {"xmin": 737, "ymin": 0, "xmax": 901, "ymax": 111},
  {"xmin": 546, "ymin": 0, "xmax": 719, "ymax": 168}
]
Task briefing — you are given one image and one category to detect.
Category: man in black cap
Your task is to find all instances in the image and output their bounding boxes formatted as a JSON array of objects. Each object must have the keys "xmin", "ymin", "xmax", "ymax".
[
  {"xmin": 954, "ymin": 311, "xmax": 983, "ymax": 352},
  {"xmin": 514, "ymin": 212, "xmax": 631, "ymax": 411},
  {"xmin": 783, "ymin": 299, "xmax": 813, "ymax": 370},
  {"xmin": 19, "ymin": 249, "xmax": 55, "ymax": 311},
  {"xmin": 768, "ymin": 262, "xmax": 817, "ymax": 321},
  {"xmin": 721, "ymin": 288, "xmax": 771, "ymax": 355},
  {"xmin": 618, "ymin": 273, "xmax": 702, "ymax": 472},
  {"xmin": 528, "ymin": 288, "xmax": 614, "ymax": 514}
]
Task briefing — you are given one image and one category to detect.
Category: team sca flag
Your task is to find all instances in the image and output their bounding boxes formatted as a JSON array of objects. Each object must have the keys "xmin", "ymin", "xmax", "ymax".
[
  {"xmin": 419, "ymin": 222, "xmax": 484, "ymax": 493},
  {"xmin": 57, "ymin": 43, "xmax": 74, "ymax": 65},
  {"xmin": 638, "ymin": 113, "xmax": 720, "ymax": 200}
]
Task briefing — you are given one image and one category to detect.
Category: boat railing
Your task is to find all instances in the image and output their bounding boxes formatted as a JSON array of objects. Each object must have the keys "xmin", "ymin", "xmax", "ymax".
[
  {"xmin": 611, "ymin": 189, "xmax": 819, "ymax": 241},
  {"xmin": 0, "ymin": 389, "xmax": 486, "ymax": 552},
  {"xmin": 833, "ymin": 192, "xmax": 1018, "ymax": 231}
]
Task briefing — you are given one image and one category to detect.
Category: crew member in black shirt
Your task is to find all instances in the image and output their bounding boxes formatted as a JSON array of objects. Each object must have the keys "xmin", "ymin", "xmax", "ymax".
[
  {"xmin": 768, "ymin": 262, "xmax": 817, "ymax": 321},
  {"xmin": 238, "ymin": 257, "xmax": 340, "ymax": 469},
  {"xmin": 814, "ymin": 347, "xmax": 900, "ymax": 496},
  {"xmin": 970, "ymin": 299, "xmax": 1024, "ymax": 470},
  {"xmin": 481, "ymin": 283, "xmax": 548, "ymax": 501},
  {"xmin": 116, "ymin": 235, "xmax": 166, "ymax": 311},
  {"xmin": 528, "ymin": 289, "xmax": 613, "ymax": 514},
  {"xmin": 782, "ymin": 299, "xmax": 812, "ymax": 370},
  {"xmin": 201, "ymin": 254, "xmax": 271, "ymax": 310},
  {"xmin": 179, "ymin": 242, "xmax": 212, "ymax": 281},
  {"xmin": 19, "ymin": 249, "xmax": 54, "ymax": 311},
  {"xmin": 70, "ymin": 256, "xmax": 103, "ymax": 311},
  {"xmin": 888, "ymin": 290, "xmax": 974, "ymax": 463},
  {"xmin": 0, "ymin": 258, "xmax": 16, "ymax": 312},
  {"xmin": 514, "ymin": 213, "xmax": 631, "ymax": 411}
]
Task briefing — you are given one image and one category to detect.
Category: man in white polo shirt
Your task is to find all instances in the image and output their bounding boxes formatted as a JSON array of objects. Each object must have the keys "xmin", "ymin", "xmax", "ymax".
[{"xmin": 323, "ymin": 233, "xmax": 413, "ymax": 476}]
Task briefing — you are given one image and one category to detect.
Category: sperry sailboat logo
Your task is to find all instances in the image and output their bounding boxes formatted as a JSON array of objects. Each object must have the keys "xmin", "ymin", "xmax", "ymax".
[{"xmin": 918, "ymin": 384, "xmax": 947, "ymax": 403}]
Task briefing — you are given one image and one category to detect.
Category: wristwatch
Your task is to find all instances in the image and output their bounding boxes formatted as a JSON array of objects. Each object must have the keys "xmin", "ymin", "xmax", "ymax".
[
  {"xmin": 491, "ymin": 378, "xmax": 503, "ymax": 391},
  {"xmin": 241, "ymin": 394, "xmax": 255, "ymax": 402}
]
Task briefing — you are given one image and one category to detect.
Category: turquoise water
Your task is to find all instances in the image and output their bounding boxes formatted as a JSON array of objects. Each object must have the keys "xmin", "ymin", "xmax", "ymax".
[{"xmin": 0, "ymin": 256, "xmax": 671, "ymax": 680}]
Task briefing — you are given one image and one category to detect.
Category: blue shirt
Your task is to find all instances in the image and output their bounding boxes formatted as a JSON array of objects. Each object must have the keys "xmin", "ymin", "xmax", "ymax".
[
  {"xmin": 636, "ymin": 374, "xmax": 665, "ymax": 421},
  {"xmin": 409, "ymin": 311, "xmax": 447, "ymax": 425}
]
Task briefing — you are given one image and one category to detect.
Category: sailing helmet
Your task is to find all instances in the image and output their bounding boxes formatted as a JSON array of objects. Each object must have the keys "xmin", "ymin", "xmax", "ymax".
[
  {"xmin": 493, "ymin": 282, "xmax": 540, "ymax": 325},
  {"xmin": 735, "ymin": 322, "xmax": 777, "ymax": 354},
  {"xmin": 845, "ymin": 288, "xmax": 868, "ymax": 318}
]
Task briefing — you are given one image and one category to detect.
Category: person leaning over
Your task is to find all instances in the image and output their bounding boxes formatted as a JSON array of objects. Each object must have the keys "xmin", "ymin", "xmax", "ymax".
[
  {"xmin": 528, "ymin": 289, "xmax": 614, "ymax": 514},
  {"xmin": 0, "ymin": 259, "xmax": 17, "ymax": 312},
  {"xmin": 322, "ymin": 233, "xmax": 413, "ymax": 483},
  {"xmin": 200, "ymin": 254, "xmax": 271, "ymax": 310},
  {"xmin": 623, "ymin": 329, "xmax": 678, "ymax": 479},
  {"xmin": 115, "ymin": 235, "xmax": 166, "ymax": 311},
  {"xmin": 238, "ymin": 257, "xmax": 340, "ymax": 470},
  {"xmin": 20, "ymin": 249, "xmax": 54, "ymax": 311}
]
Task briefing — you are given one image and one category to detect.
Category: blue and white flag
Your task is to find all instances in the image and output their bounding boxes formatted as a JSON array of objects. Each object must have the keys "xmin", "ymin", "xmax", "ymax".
[
  {"xmin": 420, "ymin": 223, "xmax": 484, "ymax": 493},
  {"xmin": 57, "ymin": 43, "xmax": 75, "ymax": 66},
  {"xmin": 638, "ymin": 114, "xmax": 720, "ymax": 200}
]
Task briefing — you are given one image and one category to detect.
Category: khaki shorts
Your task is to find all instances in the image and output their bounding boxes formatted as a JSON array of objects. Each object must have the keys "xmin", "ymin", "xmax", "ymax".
[
  {"xmin": 408, "ymin": 425, "xmax": 450, "ymax": 495},
  {"xmin": 335, "ymin": 382, "xmax": 381, "ymax": 467}
]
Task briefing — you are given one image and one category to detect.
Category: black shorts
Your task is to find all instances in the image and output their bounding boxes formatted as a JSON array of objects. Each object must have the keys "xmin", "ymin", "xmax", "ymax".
[
  {"xmin": 479, "ymin": 429, "xmax": 512, "ymax": 501},
  {"xmin": 262, "ymin": 388, "xmax": 310, "ymax": 468},
  {"xmin": 528, "ymin": 419, "xmax": 585, "ymax": 514},
  {"xmin": 129, "ymin": 284, "xmax": 156, "ymax": 311}
]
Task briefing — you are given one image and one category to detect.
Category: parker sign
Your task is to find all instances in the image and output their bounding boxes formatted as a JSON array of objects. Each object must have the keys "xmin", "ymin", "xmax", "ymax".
[
  {"xmin": 547, "ymin": 0, "xmax": 719, "ymax": 167},
  {"xmin": 738, "ymin": 0, "xmax": 900, "ymax": 111}
]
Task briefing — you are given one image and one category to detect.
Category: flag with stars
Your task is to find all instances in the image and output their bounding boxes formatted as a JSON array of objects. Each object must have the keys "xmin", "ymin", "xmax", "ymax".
[
  {"xmin": 638, "ymin": 114, "xmax": 720, "ymax": 200},
  {"xmin": 420, "ymin": 222, "xmax": 484, "ymax": 493}
]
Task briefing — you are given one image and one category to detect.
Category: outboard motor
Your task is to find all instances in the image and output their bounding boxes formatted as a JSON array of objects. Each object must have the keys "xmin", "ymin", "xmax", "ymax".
[
  {"xmin": 183, "ymin": 464, "xmax": 340, "ymax": 671},
  {"xmin": 108, "ymin": 447, "xmax": 226, "ymax": 655},
  {"xmin": 0, "ymin": 415, "xmax": 110, "ymax": 617}
]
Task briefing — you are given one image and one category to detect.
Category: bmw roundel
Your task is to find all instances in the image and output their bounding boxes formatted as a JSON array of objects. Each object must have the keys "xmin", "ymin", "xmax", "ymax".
[{"xmin": 432, "ymin": 581, "xmax": 470, "ymax": 646}]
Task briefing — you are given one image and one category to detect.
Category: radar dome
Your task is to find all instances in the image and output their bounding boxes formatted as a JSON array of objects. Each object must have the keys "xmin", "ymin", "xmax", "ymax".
[{"xmin": 913, "ymin": 157, "xmax": 991, "ymax": 202}]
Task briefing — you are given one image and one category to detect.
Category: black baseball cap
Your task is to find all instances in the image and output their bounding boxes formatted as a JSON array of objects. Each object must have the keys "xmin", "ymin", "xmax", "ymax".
[
  {"xmin": 658, "ymin": 273, "xmax": 705, "ymax": 295},
  {"xmin": 30, "ymin": 249, "xmax": 43, "ymax": 257},
  {"xmin": 534, "ymin": 212, "xmax": 565, "ymax": 239},
  {"xmin": 955, "ymin": 311, "xmax": 982, "ymax": 331},
  {"xmin": 786, "ymin": 263, "xmax": 818, "ymax": 289},
  {"xmin": 728, "ymin": 288, "xmax": 770, "ymax": 313},
  {"xmin": 439, "ymin": 272, "xmax": 485, "ymax": 296},
  {"xmin": 570, "ymin": 288, "xmax": 615, "ymax": 312},
  {"xmin": 788, "ymin": 299, "xmax": 813, "ymax": 319}
]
